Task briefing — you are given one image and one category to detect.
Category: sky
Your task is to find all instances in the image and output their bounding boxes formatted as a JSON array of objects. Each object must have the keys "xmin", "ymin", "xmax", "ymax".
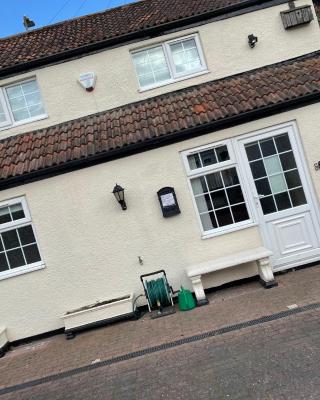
[{"xmin": 0, "ymin": 0, "xmax": 133, "ymax": 38}]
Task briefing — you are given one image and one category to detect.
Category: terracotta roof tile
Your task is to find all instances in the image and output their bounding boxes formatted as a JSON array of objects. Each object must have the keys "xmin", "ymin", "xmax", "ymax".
[
  {"xmin": 0, "ymin": 52, "xmax": 320, "ymax": 184},
  {"xmin": 0, "ymin": 0, "xmax": 251, "ymax": 73}
]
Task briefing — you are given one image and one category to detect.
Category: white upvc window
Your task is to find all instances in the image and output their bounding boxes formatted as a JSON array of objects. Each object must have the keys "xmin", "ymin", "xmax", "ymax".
[
  {"xmin": 0, "ymin": 197, "xmax": 44, "ymax": 280},
  {"xmin": 132, "ymin": 34, "xmax": 207, "ymax": 91},
  {"xmin": 0, "ymin": 79, "xmax": 46, "ymax": 130},
  {"xmin": 182, "ymin": 141, "xmax": 254, "ymax": 238}
]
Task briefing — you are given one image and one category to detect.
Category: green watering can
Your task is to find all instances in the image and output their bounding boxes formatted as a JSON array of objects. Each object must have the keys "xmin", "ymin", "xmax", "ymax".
[{"xmin": 178, "ymin": 286, "xmax": 196, "ymax": 311}]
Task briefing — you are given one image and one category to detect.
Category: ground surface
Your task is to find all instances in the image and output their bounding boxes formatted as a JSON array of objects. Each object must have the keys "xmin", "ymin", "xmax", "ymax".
[{"xmin": 1, "ymin": 266, "xmax": 320, "ymax": 399}]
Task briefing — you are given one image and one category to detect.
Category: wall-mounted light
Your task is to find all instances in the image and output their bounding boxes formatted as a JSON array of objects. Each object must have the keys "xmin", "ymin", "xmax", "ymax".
[
  {"xmin": 112, "ymin": 184, "xmax": 127, "ymax": 210},
  {"xmin": 248, "ymin": 34, "xmax": 258, "ymax": 48}
]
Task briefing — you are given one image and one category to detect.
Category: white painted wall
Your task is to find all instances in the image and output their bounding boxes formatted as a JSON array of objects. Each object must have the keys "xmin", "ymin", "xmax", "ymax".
[
  {"xmin": 0, "ymin": 104, "xmax": 320, "ymax": 341},
  {"xmin": 0, "ymin": 0, "xmax": 319, "ymax": 140}
]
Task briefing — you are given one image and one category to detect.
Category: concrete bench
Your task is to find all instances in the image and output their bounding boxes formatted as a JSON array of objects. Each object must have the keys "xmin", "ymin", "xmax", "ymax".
[
  {"xmin": 0, "ymin": 327, "xmax": 9, "ymax": 358},
  {"xmin": 187, "ymin": 247, "xmax": 277, "ymax": 306}
]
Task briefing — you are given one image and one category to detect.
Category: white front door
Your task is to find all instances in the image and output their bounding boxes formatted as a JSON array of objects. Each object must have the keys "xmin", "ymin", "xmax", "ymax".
[{"xmin": 237, "ymin": 123, "xmax": 320, "ymax": 271}]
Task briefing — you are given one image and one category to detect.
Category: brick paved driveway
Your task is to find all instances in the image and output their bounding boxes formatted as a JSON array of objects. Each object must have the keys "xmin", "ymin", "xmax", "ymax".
[{"xmin": 1, "ymin": 308, "xmax": 320, "ymax": 399}]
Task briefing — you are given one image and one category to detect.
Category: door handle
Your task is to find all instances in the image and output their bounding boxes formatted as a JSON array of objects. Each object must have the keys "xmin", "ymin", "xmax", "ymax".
[{"xmin": 254, "ymin": 194, "xmax": 265, "ymax": 200}]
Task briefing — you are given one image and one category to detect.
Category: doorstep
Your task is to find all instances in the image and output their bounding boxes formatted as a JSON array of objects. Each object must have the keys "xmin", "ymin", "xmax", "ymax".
[{"xmin": 0, "ymin": 265, "xmax": 319, "ymax": 390}]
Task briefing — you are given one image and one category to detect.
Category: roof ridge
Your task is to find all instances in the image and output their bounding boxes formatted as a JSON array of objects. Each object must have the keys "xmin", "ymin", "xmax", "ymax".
[{"xmin": 0, "ymin": 0, "xmax": 144, "ymax": 41}]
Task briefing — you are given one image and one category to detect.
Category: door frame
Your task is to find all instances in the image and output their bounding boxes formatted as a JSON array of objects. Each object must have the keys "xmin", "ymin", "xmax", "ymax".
[{"xmin": 233, "ymin": 120, "xmax": 320, "ymax": 271}]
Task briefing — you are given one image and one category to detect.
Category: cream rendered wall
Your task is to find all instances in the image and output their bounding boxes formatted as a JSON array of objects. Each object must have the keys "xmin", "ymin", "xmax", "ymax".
[
  {"xmin": 1, "ymin": 104, "xmax": 320, "ymax": 341},
  {"xmin": 0, "ymin": 0, "xmax": 319, "ymax": 140}
]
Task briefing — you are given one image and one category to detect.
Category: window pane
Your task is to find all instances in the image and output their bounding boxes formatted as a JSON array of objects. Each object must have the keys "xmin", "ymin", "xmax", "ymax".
[
  {"xmin": 7, "ymin": 248, "xmax": 25, "ymax": 269},
  {"xmin": 188, "ymin": 153, "xmax": 201, "ymax": 170},
  {"xmin": 9, "ymin": 96, "xmax": 27, "ymax": 111},
  {"xmin": 0, "ymin": 253, "xmax": 9, "ymax": 272},
  {"xmin": 260, "ymin": 196, "xmax": 276, "ymax": 215},
  {"xmin": 285, "ymin": 170, "xmax": 302, "ymax": 189},
  {"xmin": 260, "ymin": 139, "xmax": 276, "ymax": 157},
  {"xmin": 0, "ymin": 101, "xmax": 7, "ymax": 123},
  {"xmin": 23, "ymin": 244, "xmax": 41, "ymax": 264},
  {"xmin": 250, "ymin": 160, "xmax": 266, "ymax": 179},
  {"xmin": 206, "ymin": 172, "xmax": 223, "ymax": 191},
  {"xmin": 269, "ymin": 174, "xmax": 287, "ymax": 194},
  {"xmin": 6, "ymin": 85, "xmax": 23, "ymax": 99},
  {"xmin": 0, "ymin": 238, "xmax": 3, "ymax": 252},
  {"xmin": 290, "ymin": 188, "xmax": 307, "ymax": 207},
  {"xmin": 18, "ymin": 225, "xmax": 36, "ymax": 245},
  {"xmin": 12, "ymin": 109, "xmax": 29, "ymax": 122},
  {"xmin": 255, "ymin": 178, "xmax": 272, "ymax": 196},
  {"xmin": 200, "ymin": 149, "xmax": 216, "ymax": 167},
  {"xmin": 0, "ymin": 206, "xmax": 12, "ymax": 224},
  {"xmin": 211, "ymin": 190, "xmax": 228, "ymax": 209},
  {"xmin": 191, "ymin": 177, "xmax": 208, "ymax": 195},
  {"xmin": 232, "ymin": 204, "xmax": 249, "ymax": 223},
  {"xmin": 2, "ymin": 230, "xmax": 20, "ymax": 250},
  {"xmin": 10, "ymin": 203, "xmax": 25, "ymax": 221},
  {"xmin": 275, "ymin": 192, "xmax": 291, "ymax": 211},
  {"xmin": 170, "ymin": 38, "xmax": 201, "ymax": 75},
  {"xmin": 245, "ymin": 143, "xmax": 261, "ymax": 161},
  {"xmin": 280, "ymin": 152, "xmax": 296, "ymax": 171},
  {"xmin": 216, "ymin": 145, "xmax": 229, "ymax": 162},
  {"xmin": 227, "ymin": 186, "xmax": 244, "ymax": 205},
  {"xmin": 21, "ymin": 80, "xmax": 39, "ymax": 94},
  {"xmin": 7, "ymin": 81, "xmax": 44, "ymax": 122},
  {"xmin": 275, "ymin": 134, "xmax": 291, "ymax": 153},
  {"xmin": 195, "ymin": 195, "xmax": 212, "ymax": 213},
  {"xmin": 216, "ymin": 208, "xmax": 233, "ymax": 227},
  {"xmin": 200, "ymin": 212, "xmax": 217, "ymax": 231},
  {"xmin": 133, "ymin": 47, "xmax": 171, "ymax": 88},
  {"xmin": 264, "ymin": 155, "xmax": 282, "ymax": 175},
  {"xmin": 221, "ymin": 168, "xmax": 239, "ymax": 187}
]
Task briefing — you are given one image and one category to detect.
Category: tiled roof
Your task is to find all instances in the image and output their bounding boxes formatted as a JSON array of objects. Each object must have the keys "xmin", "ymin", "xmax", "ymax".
[
  {"xmin": 0, "ymin": 52, "xmax": 319, "ymax": 186},
  {"xmin": 0, "ymin": 0, "xmax": 260, "ymax": 74}
]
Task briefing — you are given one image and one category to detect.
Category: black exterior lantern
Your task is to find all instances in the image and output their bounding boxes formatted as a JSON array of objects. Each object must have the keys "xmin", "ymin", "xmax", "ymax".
[{"xmin": 112, "ymin": 184, "xmax": 127, "ymax": 210}]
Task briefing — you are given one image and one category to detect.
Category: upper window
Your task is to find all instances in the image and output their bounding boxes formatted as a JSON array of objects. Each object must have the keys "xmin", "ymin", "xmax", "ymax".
[
  {"xmin": 0, "ymin": 79, "xmax": 46, "ymax": 129},
  {"xmin": 132, "ymin": 35, "xmax": 207, "ymax": 90},
  {"xmin": 183, "ymin": 142, "xmax": 253, "ymax": 237},
  {"xmin": 0, "ymin": 197, "xmax": 43, "ymax": 280}
]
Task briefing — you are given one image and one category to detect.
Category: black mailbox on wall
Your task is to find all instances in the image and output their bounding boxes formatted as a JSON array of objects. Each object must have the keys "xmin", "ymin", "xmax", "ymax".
[{"xmin": 157, "ymin": 187, "xmax": 181, "ymax": 218}]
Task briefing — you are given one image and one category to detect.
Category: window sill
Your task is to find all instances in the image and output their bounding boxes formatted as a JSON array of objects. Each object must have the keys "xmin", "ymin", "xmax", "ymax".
[
  {"xmin": 0, "ymin": 262, "xmax": 46, "ymax": 281},
  {"xmin": 0, "ymin": 114, "xmax": 48, "ymax": 133},
  {"xmin": 138, "ymin": 69, "xmax": 210, "ymax": 93},
  {"xmin": 201, "ymin": 221, "xmax": 258, "ymax": 240}
]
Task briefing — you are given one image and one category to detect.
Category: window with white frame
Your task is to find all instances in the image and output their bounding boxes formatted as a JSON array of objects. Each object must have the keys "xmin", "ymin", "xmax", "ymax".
[
  {"xmin": 184, "ymin": 142, "xmax": 253, "ymax": 236},
  {"xmin": 0, "ymin": 197, "xmax": 43, "ymax": 279},
  {"xmin": 132, "ymin": 35, "xmax": 207, "ymax": 90},
  {"xmin": 0, "ymin": 79, "xmax": 46, "ymax": 129}
]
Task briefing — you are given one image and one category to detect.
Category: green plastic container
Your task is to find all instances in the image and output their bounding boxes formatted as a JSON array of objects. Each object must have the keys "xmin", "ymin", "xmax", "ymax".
[{"xmin": 178, "ymin": 286, "xmax": 196, "ymax": 311}]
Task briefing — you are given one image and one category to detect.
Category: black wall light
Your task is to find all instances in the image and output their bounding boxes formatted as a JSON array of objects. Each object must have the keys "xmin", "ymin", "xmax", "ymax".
[
  {"xmin": 112, "ymin": 184, "xmax": 127, "ymax": 210},
  {"xmin": 248, "ymin": 34, "xmax": 258, "ymax": 48}
]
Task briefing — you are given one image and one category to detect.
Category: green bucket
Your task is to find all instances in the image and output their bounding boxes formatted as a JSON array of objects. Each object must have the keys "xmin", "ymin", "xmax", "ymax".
[{"xmin": 178, "ymin": 286, "xmax": 196, "ymax": 311}]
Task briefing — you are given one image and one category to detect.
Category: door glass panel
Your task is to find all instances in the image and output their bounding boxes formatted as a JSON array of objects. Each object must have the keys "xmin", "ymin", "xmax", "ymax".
[
  {"xmin": 264, "ymin": 155, "xmax": 282, "ymax": 175},
  {"xmin": 269, "ymin": 174, "xmax": 286, "ymax": 194},
  {"xmin": 245, "ymin": 133, "xmax": 307, "ymax": 214}
]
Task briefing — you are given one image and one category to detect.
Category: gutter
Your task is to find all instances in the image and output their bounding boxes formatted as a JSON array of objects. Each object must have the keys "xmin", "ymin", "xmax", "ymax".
[
  {"xmin": 0, "ymin": 0, "xmax": 287, "ymax": 79},
  {"xmin": 0, "ymin": 91, "xmax": 319, "ymax": 191}
]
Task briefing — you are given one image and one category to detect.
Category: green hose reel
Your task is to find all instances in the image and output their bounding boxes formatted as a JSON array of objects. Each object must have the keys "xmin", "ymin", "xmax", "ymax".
[{"xmin": 140, "ymin": 270, "xmax": 174, "ymax": 311}]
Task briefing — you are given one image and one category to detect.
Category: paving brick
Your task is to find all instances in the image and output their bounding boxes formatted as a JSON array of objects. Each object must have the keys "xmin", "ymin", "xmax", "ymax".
[{"xmin": 0, "ymin": 265, "xmax": 320, "ymax": 398}]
